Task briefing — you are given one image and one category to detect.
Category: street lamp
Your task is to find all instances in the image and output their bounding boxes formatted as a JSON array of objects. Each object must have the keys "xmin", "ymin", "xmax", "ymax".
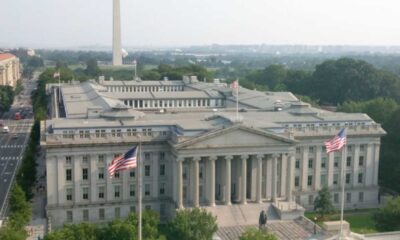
[{"xmin": 313, "ymin": 216, "xmax": 318, "ymax": 235}]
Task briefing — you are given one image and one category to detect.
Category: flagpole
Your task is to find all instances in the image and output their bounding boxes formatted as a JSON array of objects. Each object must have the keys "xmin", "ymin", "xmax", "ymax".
[
  {"xmin": 138, "ymin": 135, "xmax": 142, "ymax": 240},
  {"xmin": 339, "ymin": 129, "xmax": 347, "ymax": 239},
  {"xmin": 236, "ymin": 79, "xmax": 239, "ymax": 121}
]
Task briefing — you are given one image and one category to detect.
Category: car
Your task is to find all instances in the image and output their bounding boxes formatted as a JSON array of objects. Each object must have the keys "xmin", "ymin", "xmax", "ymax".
[{"xmin": 2, "ymin": 126, "xmax": 9, "ymax": 133}]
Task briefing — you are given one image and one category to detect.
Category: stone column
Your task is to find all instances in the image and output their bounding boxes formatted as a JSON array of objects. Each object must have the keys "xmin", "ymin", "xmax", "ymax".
[
  {"xmin": 177, "ymin": 159, "xmax": 183, "ymax": 209},
  {"xmin": 301, "ymin": 147, "xmax": 309, "ymax": 191},
  {"xmin": 366, "ymin": 144, "xmax": 374, "ymax": 186},
  {"xmin": 352, "ymin": 144, "xmax": 360, "ymax": 187},
  {"xmin": 373, "ymin": 144, "xmax": 380, "ymax": 186},
  {"xmin": 271, "ymin": 154, "xmax": 279, "ymax": 202},
  {"xmin": 193, "ymin": 157, "xmax": 200, "ymax": 207},
  {"xmin": 256, "ymin": 154, "xmax": 263, "ymax": 203},
  {"xmin": 280, "ymin": 154, "xmax": 287, "ymax": 197},
  {"xmin": 209, "ymin": 156, "xmax": 216, "ymax": 206},
  {"xmin": 225, "ymin": 156, "xmax": 232, "ymax": 205},
  {"xmin": 286, "ymin": 155, "xmax": 295, "ymax": 202},
  {"xmin": 314, "ymin": 146, "xmax": 321, "ymax": 190},
  {"xmin": 241, "ymin": 155, "xmax": 248, "ymax": 204}
]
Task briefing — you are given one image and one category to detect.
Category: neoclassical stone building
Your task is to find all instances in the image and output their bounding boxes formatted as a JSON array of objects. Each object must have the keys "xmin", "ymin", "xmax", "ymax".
[
  {"xmin": 0, "ymin": 53, "xmax": 20, "ymax": 88},
  {"xmin": 42, "ymin": 77, "xmax": 385, "ymax": 228}
]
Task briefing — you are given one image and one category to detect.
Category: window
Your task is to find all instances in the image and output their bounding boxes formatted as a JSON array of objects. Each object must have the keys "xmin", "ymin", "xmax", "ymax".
[
  {"xmin": 296, "ymin": 147, "xmax": 301, "ymax": 153},
  {"xmin": 334, "ymin": 157, "xmax": 340, "ymax": 168},
  {"xmin": 199, "ymin": 166, "xmax": 203, "ymax": 179},
  {"xmin": 320, "ymin": 174, "xmax": 327, "ymax": 186},
  {"xmin": 334, "ymin": 193, "xmax": 339, "ymax": 203},
  {"xmin": 359, "ymin": 156, "xmax": 364, "ymax": 166},
  {"xmin": 114, "ymin": 172, "xmax": 120, "ymax": 179},
  {"xmin": 308, "ymin": 195, "xmax": 314, "ymax": 205},
  {"xmin": 145, "ymin": 153, "xmax": 151, "ymax": 160},
  {"xmin": 95, "ymin": 130, "xmax": 100, "ymax": 138},
  {"xmin": 83, "ymin": 209, "xmax": 89, "ymax": 221},
  {"xmin": 346, "ymin": 192, "xmax": 351, "ymax": 203},
  {"xmin": 358, "ymin": 173, "xmax": 363, "ymax": 184},
  {"xmin": 82, "ymin": 187, "xmax": 89, "ymax": 200},
  {"xmin": 116, "ymin": 129, "xmax": 122, "ymax": 137},
  {"xmin": 66, "ymin": 169, "xmax": 72, "ymax": 181},
  {"xmin": 160, "ymin": 164, "xmax": 165, "ymax": 176},
  {"xmin": 308, "ymin": 159, "xmax": 313, "ymax": 169},
  {"xmin": 145, "ymin": 165, "xmax": 151, "ymax": 177},
  {"xmin": 346, "ymin": 173, "xmax": 351, "ymax": 184},
  {"xmin": 66, "ymin": 188, "xmax": 73, "ymax": 201},
  {"xmin": 98, "ymin": 155, "xmax": 105, "ymax": 164},
  {"xmin": 295, "ymin": 159, "xmax": 300, "ymax": 169},
  {"xmin": 309, "ymin": 146, "xmax": 315, "ymax": 153},
  {"xmin": 98, "ymin": 186, "xmax": 105, "ymax": 199},
  {"xmin": 145, "ymin": 184, "xmax": 151, "ymax": 196},
  {"xmin": 359, "ymin": 192, "xmax": 364, "ymax": 202},
  {"xmin": 114, "ymin": 185, "xmax": 120, "ymax": 198},
  {"xmin": 333, "ymin": 174, "xmax": 339, "ymax": 185},
  {"xmin": 295, "ymin": 176, "xmax": 300, "ymax": 187},
  {"xmin": 66, "ymin": 211, "xmax": 73, "ymax": 222},
  {"xmin": 82, "ymin": 155, "xmax": 89, "ymax": 164},
  {"xmin": 66, "ymin": 156, "xmax": 72, "ymax": 165},
  {"xmin": 307, "ymin": 175, "xmax": 313, "ymax": 186},
  {"xmin": 98, "ymin": 167, "xmax": 104, "ymax": 179},
  {"xmin": 347, "ymin": 145, "xmax": 353, "ymax": 151},
  {"xmin": 130, "ymin": 185, "xmax": 135, "ymax": 197},
  {"xmin": 159, "ymin": 152, "xmax": 165, "ymax": 160},
  {"xmin": 130, "ymin": 170, "xmax": 135, "ymax": 178},
  {"xmin": 346, "ymin": 157, "xmax": 352, "ymax": 167},
  {"xmin": 111, "ymin": 129, "xmax": 116, "ymax": 137},
  {"xmin": 321, "ymin": 157, "xmax": 327, "ymax": 168},
  {"xmin": 360, "ymin": 144, "xmax": 365, "ymax": 151},
  {"xmin": 82, "ymin": 168, "xmax": 88, "ymax": 180},
  {"xmin": 115, "ymin": 207, "xmax": 120, "ymax": 218},
  {"xmin": 100, "ymin": 129, "xmax": 106, "ymax": 138},
  {"xmin": 160, "ymin": 183, "xmax": 165, "ymax": 195},
  {"xmin": 99, "ymin": 208, "xmax": 105, "ymax": 220}
]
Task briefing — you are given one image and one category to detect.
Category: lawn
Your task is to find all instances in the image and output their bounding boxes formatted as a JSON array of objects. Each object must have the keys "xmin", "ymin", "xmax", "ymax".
[{"xmin": 305, "ymin": 209, "xmax": 379, "ymax": 234}]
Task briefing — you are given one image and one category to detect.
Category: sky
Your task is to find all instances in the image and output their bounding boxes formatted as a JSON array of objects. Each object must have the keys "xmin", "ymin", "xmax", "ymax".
[{"xmin": 1, "ymin": 0, "xmax": 400, "ymax": 48}]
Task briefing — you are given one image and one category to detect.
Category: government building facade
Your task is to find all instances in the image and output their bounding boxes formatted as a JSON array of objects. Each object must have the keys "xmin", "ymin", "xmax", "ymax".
[
  {"xmin": 0, "ymin": 53, "xmax": 20, "ymax": 88},
  {"xmin": 41, "ymin": 76, "xmax": 385, "ymax": 228}
]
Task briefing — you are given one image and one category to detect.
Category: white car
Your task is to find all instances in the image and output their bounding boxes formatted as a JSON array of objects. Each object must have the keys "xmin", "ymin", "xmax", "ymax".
[{"xmin": 2, "ymin": 126, "xmax": 9, "ymax": 133}]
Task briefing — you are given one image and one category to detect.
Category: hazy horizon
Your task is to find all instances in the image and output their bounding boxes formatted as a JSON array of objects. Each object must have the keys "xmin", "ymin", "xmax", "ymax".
[{"xmin": 1, "ymin": 0, "xmax": 400, "ymax": 49}]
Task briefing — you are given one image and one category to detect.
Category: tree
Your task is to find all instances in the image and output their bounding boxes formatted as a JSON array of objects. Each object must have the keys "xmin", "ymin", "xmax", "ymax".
[
  {"xmin": 313, "ymin": 186, "xmax": 334, "ymax": 219},
  {"xmin": 44, "ymin": 223, "xmax": 98, "ymax": 240},
  {"xmin": 0, "ymin": 226, "xmax": 27, "ymax": 240},
  {"xmin": 8, "ymin": 184, "xmax": 32, "ymax": 229},
  {"xmin": 166, "ymin": 208, "xmax": 218, "ymax": 240},
  {"xmin": 84, "ymin": 59, "xmax": 101, "ymax": 77},
  {"xmin": 374, "ymin": 196, "xmax": 400, "ymax": 231},
  {"xmin": 239, "ymin": 228, "xmax": 277, "ymax": 240}
]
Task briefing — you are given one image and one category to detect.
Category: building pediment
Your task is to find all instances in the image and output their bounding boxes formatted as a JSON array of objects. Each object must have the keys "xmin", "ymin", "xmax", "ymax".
[{"xmin": 174, "ymin": 124, "xmax": 296, "ymax": 150}]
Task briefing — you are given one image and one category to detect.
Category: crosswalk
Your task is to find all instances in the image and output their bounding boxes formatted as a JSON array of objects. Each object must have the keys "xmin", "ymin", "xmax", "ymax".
[
  {"xmin": 0, "ymin": 156, "xmax": 22, "ymax": 160},
  {"xmin": 0, "ymin": 145, "xmax": 24, "ymax": 148}
]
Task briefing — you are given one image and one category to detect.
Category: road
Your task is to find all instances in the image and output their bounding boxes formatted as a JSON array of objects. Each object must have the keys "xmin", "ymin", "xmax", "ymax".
[{"xmin": 0, "ymin": 73, "xmax": 37, "ymax": 219}]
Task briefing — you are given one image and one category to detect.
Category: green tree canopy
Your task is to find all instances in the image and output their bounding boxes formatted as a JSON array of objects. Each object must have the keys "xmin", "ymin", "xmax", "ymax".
[
  {"xmin": 84, "ymin": 59, "xmax": 101, "ymax": 77},
  {"xmin": 374, "ymin": 196, "xmax": 400, "ymax": 231},
  {"xmin": 166, "ymin": 208, "xmax": 218, "ymax": 240},
  {"xmin": 313, "ymin": 186, "xmax": 335, "ymax": 219},
  {"xmin": 239, "ymin": 228, "xmax": 277, "ymax": 240}
]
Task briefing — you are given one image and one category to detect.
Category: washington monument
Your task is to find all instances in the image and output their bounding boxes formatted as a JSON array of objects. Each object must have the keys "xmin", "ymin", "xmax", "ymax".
[{"xmin": 113, "ymin": 0, "xmax": 122, "ymax": 66}]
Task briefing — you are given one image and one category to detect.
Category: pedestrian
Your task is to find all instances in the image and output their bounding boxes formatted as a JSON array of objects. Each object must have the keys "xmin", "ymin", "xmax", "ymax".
[{"xmin": 258, "ymin": 210, "xmax": 267, "ymax": 230}]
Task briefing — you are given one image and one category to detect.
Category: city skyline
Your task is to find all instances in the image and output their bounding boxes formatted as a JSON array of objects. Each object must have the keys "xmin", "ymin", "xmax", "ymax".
[{"xmin": 1, "ymin": 0, "xmax": 400, "ymax": 48}]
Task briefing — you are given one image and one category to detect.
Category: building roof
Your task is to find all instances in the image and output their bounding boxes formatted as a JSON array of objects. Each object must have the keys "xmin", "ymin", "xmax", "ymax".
[{"xmin": 0, "ymin": 53, "xmax": 16, "ymax": 61}]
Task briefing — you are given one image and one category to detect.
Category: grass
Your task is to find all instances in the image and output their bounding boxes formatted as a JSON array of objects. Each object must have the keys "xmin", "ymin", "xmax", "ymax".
[{"xmin": 305, "ymin": 209, "xmax": 379, "ymax": 234}]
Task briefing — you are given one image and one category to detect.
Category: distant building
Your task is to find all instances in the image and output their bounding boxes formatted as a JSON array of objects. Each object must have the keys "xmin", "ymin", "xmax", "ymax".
[
  {"xmin": 0, "ymin": 53, "xmax": 21, "ymax": 88},
  {"xmin": 42, "ymin": 77, "xmax": 385, "ymax": 228}
]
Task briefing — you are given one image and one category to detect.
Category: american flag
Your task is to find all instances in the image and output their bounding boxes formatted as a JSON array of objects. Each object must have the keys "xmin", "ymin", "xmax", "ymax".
[
  {"xmin": 108, "ymin": 146, "xmax": 138, "ymax": 177},
  {"xmin": 230, "ymin": 80, "xmax": 239, "ymax": 89},
  {"xmin": 324, "ymin": 128, "xmax": 347, "ymax": 153}
]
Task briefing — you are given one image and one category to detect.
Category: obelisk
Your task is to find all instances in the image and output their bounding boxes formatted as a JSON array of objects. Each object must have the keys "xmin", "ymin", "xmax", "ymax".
[{"xmin": 112, "ymin": 0, "xmax": 123, "ymax": 66}]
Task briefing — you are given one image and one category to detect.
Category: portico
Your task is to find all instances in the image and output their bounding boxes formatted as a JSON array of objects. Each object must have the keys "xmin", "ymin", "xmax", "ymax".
[{"xmin": 173, "ymin": 124, "xmax": 297, "ymax": 208}]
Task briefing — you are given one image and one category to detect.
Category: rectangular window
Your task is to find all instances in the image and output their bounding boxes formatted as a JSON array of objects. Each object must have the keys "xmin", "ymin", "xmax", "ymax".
[
  {"xmin": 66, "ymin": 169, "xmax": 72, "ymax": 181},
  {"xmin": 111, "ymin": 129, "xmax": 116, "ymax": 137},
  {"xmin": 333, "ymin": 174, "xmax": 339, "ymax": 185},
  {"xmin": 114, "ymin": 172, "xmax": 120, "ymax": 179},
  {"xmin": 100, "ymin": 130, "xmax": 106, "ymax": 138},
  {"xmin": 321, "ymin": 157, "xmax": 327, "ymax": 168},
  {"xmin": 295, "ymin": 159, "xmax": 300, "ymax": 169},
  {"xmin": 308, "ymin": 159, "xmax": 313, "ymax": 169},
  {"xmin": 334, "ymin": 193, "xmax": 339, "ymax": 203},
  {"xmin": 346, "ymin": 192, "xmax": 352, "ymax": 203},
  {"xmin": 82, "ymin": 155, "xmax": 89, "ymax": 164},
  {"xmin": 159, "ymin": 152, "xmax": 165, "ymax": 160},
  {"xmin": 346, "ymin": 173, "xmax": 351, "ymax": 184},
  {"xmin": 296, "ymin": 147, "xmax": 301, "ymax": 153},
  {"xmin": 98, "ymin": 155, "xmax": 105, "ymax": 164},
  {"xmin": 130, "ymin": 170, "xmax": 135, "ymax": 178},
  {"xmin": 160, "ymin": 183, "xmax": 165, "ymax": 195},
  {"xmin": 309, "ymin": 146, "xmax": 315, "ymax": 153},
  {"xmin": 83, "ymin": 209, "xmax": 89, "ymax": 221},
  {"xmin": 66, "ymin": 156, "xmax": 72, "ymax": 165},
  {"xmin": 82, "ymin": 187, "xmax": 89, "ymax": 200},
  {"xmin": 346, "ymin": 156, "xmax": 352, "ymax": 167},
  {"xmin": 130, "ymin": 185, "xmax": 135, "ymax": 197},
  {"xmin": 114, "ymin": 185, "xmax": 120, "ymax": 198},
  {"xmin": 84, "ymin": 130, "xmax": 90, "ymax": 138},
  {"xmin": 295, "ymin": 176, "xmax": 300, "ymax": 187},
  {"xmin": 115, "ymin": 207, "xmax": 120, "ymax": 218},
  {"xmin": 160, "ymin": 164, "xmax": 165, "ymax": 176},
  {"xmin": 98, "ymin": 167, "xmax": 104, "ymax": 179},
  {"xmin": 66, "ymin": 188, "xmax": 73, "ymax": 201},
  {"xmin": 82, "ymin": 168, "xmax": 88, "ymax": 180},
  {"xmin": 359, "ymin": 192, "xmax": 364, "ymax": 202},
  {"xmin": 80, "ymin": 130, "xmax": 84, "ymax": 138},
  {"xmin": 308, "ymin": 195, "xmax": 314, "ymax": 205},
  {"xmin": 307, "ymin": 175, "xmax": 313, "ymax": 186},
  {"xmin": 95, "ymin": 130, "xmax": 100, "ymax": 138},
  {"xmin": 358, "ymin": 173, "xmax": 363, "ymax": 184},
  {"xmin": 98, "ymin": 186, "xmax": 105, "ymax": 199},
  {"xmin": 145, "ymin": 184, "xmax": 151, "ymax": 196},
  {"xmin": 145, "ymin": 153, "xmax": 151, "ymax": 160},
  {"xmin": 116, "ymin": 129, "xmax": 121, "ymax": 137},
  {"xmin": 66, "ymin": 211, "xmax": 73, "ymax": 222},
  {"xmin": 334, "ymin": 157, "xmax": 340, "ymax": 168},
  {"xmin": 99, "ymin": 208, "xmax": 105, "ymax": 220},
  {"xmin": 145, "ymin": 165, "xmax": 151, "ymax": 177},
  {"xmin": 320, "ymin": 174, "xmax": 327, "ymax": 186},
  {"xmin": 347, "ymin": 145, "xmax": 353, "ymax": 152},
  {"xmin": 360, "ymin": 144, "xmax": 365, "ymax": 151},
  {"xmin": 359, "ymin": 156, "xmax": 364, "ymax": 166}
]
